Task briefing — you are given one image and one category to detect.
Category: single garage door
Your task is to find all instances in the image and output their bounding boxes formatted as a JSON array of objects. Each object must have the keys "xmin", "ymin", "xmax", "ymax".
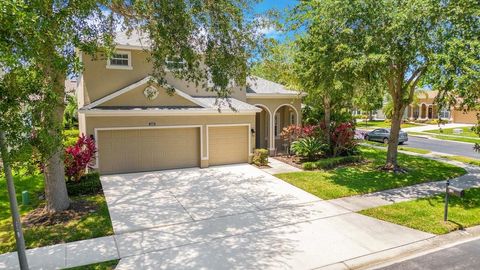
[
  {"xmin": 97, "ymin": 128, "xmax": 200, "ymax": 174},
  {"xmin": 208, "ymin": 126, "xmax": 249, "ymax": 166},
  {"xmin": 453, "ymin": 110, "xmax": 478, "ymax": 124}
]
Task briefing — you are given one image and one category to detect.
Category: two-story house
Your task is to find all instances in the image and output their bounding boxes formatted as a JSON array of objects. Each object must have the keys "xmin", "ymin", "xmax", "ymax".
[{"xmin": 77, "ymin": 32, "xmax": 304, "ymax": 174}]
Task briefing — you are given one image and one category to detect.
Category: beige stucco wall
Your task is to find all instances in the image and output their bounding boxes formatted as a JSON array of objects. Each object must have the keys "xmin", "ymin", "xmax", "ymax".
[
  {"xmin": 453, "ymin": 109, "xmax": 478, "ymax": 124},
  {"xmin": 101, "ymin": 83, "xmax": 198, "ymax": 107},
  {"xmin": 81, "ymin": 50, "xmax": 246, "ymax": 106},
  {"xmin": 84, "ymin": 114, "xmax": 255, "ymax": 168}
]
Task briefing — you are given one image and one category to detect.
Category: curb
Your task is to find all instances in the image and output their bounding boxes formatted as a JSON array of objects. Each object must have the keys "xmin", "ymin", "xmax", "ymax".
[{"xmin": 314, "ymin": 225, "xmax": 480, "ymax": 270}]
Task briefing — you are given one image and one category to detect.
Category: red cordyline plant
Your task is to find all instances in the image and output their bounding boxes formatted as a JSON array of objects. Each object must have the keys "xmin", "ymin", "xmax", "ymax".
[
  {"xmin": 331, "ymin": 122, "xmax": 357, "ymax": 157},
  {"xmin": 302, "ymin": 125, "xmax": 320, "ymax": 137},
  {"xmin": 64, "ymin": 134, "xmax": 96, "ymax": 182},
  {"xmin": 280, "ymin": 124, "xmax": 320, "ymax": 143}
]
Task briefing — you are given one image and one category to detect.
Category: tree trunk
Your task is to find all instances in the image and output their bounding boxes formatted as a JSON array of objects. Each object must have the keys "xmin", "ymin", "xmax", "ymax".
[
  {"xmin": 43, "ymin": 71, "xmax": 70, "ymax": 212},
  {"xmin": 385, "ymin": 100, "xmax": 405, "ymax": 171},
  {"xmin": 323, "ymin": 96, "xmax": 331, "ymax": 155}
]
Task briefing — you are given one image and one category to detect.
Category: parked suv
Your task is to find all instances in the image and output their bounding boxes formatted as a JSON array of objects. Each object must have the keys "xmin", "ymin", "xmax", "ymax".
[{"xmin": 364, "ymin": 128, "xmax": 408, "ymax": 144}]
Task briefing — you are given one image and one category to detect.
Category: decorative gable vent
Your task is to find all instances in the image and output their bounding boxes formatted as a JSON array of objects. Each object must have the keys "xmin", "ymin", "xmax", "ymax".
[{"xmin": 143, "ymin": 86, "xmax": 159, "ymax": 100}]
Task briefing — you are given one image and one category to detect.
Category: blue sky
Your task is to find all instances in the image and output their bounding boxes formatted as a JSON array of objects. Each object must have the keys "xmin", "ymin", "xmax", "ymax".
[{"xmin": 253, "ymin": 0, "xmax": 299, "ymax": 42}]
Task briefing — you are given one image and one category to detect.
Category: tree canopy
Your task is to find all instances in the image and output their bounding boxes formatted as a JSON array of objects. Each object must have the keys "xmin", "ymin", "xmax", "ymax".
[
  {"xmin": 292, "ymin": 0, "xmax": 480, "ymax": 170},
  {"xmin": 1, "ymin": 0, "xmax": 264, "ymax": 211},
  {"xmin": 251, "ymin": 40, "xmax": 297, "ymax": 88}
]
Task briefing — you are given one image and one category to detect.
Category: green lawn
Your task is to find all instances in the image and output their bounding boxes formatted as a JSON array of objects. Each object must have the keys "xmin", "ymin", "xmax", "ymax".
[
  {"xmin": 360, "ymin": 188, "xmax": 480, "ymax": 234},
  {"xmin": 398, "ymin": 146, "xmax": 431, "ymax": 155},
  {"xmin": 424, "ymin": 127, "xmax": 478, "ymax": 138},
  {"xmin": 275, "ymin": 147, "xmax": 466, "ymax": 200},
  {"xmin": 437, "ymin": 155, "xmax": 480, "ymax": 167},
  {"xmin": 431, "ymin": 134, "xmax": 480, "ymax": 144},
  {"xmin": 64, "ymin": 259, "xmax": 119, "ymax": 270},
  {"xmin": 356, "ymin": 120, "xmax": 420, "ymax": 129},
  {"xmin": 410, "ymin": 130, "xmax": 480, "ymax": 144},
  {"xmin": 0, "ymin": 171, "xmax": 113, "ymax": 254}
]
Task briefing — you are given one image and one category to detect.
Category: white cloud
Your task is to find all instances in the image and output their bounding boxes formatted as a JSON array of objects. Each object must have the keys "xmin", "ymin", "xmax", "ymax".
[{"xmin": 258, "ymin": 26, "xmax": 283, "ymax": 38}]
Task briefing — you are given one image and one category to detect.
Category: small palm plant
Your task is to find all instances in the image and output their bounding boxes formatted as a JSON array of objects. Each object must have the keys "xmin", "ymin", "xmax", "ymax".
[{"xmin": 290, "ymin": 137, "xmax": 326, "ymax": 161}]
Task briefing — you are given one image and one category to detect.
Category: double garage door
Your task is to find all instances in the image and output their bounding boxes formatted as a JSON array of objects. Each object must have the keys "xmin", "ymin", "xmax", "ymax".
[{"xmin": 97, "ymin": 126, "xmax": 248, "ymax": 174}]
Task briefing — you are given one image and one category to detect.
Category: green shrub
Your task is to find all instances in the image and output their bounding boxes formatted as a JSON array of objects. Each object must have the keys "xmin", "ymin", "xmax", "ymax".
[
  {"xmin": 291, "ymin": 137, "xmax": 326, "ymax": 161},
  {"xmin": 66, "ymin": 172, "xmax": 102, "ymax": 196},
  {"xmin": 63, "ymin": 129, "xmax": 80, "ymax": 147},
  {"xmin": 64, "ymin": 129, "xmax": 80, "ymax": 137},
  {"xmin": 427, "ymin": 118, "xmax": 448, "ymax": 125},
  {"xmin": 383, "ymin": 119, "xmax": 391, "ymax": 124},
  {"xmin": 302, "ymin": 162, "xmax": 315, "ymax": 170},
  {"xmin": 252, "ymin": 148, "xmax": 269, "ymax": 166},
  {"xmin": 302, "ymin": 155, "xmax": 363, "ymax": 170}
]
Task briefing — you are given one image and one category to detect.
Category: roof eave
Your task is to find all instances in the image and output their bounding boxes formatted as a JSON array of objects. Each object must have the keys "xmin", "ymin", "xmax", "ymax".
[
  {"xmin": 246, "ymin": 93, "xmax": 306, "ymax": 98},
  {"xmin": 115, "ymin": 44, "xmax": 148, "ymax": 50},
  {"xmin": 78, "ymin": 108, "xmax": 260, "ymax": 116}
]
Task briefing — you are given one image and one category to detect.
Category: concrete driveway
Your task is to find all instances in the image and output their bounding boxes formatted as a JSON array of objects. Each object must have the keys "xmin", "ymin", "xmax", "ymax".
[{"xmin": 101, "ymin": 164, "xmax": 434, "ymax": 269}]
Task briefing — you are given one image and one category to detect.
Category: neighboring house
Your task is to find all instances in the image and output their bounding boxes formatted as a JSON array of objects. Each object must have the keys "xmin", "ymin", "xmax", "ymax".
[
  {"xmin": 352, "ymin": 108, "xmax": 388, "ymax": 121},
  {"xmin": 76, "ymin": 32, "xmax": 303, "ymax": 174},
  {"xmin": 65, "ymin": 79, "xmax": 77, "ymax": 97},
  {"xmin": 406, "ymin": 90, "xmax": 479, "ymax": 124}
]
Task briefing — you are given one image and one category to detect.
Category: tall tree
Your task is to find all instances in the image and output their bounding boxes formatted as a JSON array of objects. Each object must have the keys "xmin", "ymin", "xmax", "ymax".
[
  {"xmin": 112, "ymin": 0, "xmax": 261, "ymax": 97},
  {"xmin": 251, "ymin": 40, "xmax": 297, "ymax": 87},
  {"xmin": 1, "ymin": 0, "xmax": 261, "ymax": 212},
  {"xmin": 353, "ymin": 78, "xmax": 385, "ymax": 124},
  {"xmin": 424, "ymin": 0, "xmax": 480, "ymax": 148},
  {"xmin": 1, "ymin": 0, "xmax": 114, "ymax": 212},
  {"xmin": 292, "ymin": 3, "xmax": 355, "ymax": 148},
  {"xmin": 292, "ymin": 0, "xmax": 479, "ymax": 171}
]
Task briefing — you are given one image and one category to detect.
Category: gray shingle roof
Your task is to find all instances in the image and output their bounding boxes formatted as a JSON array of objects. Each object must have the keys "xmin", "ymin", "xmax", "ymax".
[
  {"xmin": 246, "ymin": 76, "xmax": 299, "ymax": 95},
  {"xmin": 94, "ymin": 106, "xmax": 201, "ymax": 110},
  {"xmin": 114, "ymin": 30, "xmax": 150, "ymax": 48},
  {"xmin": 192, "ymin": 97, "xmax": 260, "ymax": 112}
]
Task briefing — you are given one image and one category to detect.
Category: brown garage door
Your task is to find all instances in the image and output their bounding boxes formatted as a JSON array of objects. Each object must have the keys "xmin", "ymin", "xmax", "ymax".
[
  {"xmin": 453, "ymin": 110, "xmax": 478, "ymax": 124},
  {"xmin": 97, "ymin": 128, "xmax": 200, "ymax": 174},
  {"xmin": 208, "ymin": 126, "xmax": 249, "ymax": 166}
]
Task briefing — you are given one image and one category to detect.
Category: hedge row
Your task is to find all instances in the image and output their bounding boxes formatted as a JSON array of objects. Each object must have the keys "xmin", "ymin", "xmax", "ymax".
[{"xmin": 302, "ymin": 155, "xmax": 363, "ymax": 170}]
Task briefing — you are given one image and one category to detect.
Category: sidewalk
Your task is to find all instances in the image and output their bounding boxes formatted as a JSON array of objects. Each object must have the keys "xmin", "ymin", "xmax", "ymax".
[
  {"xmin": 0, "ymin": 236, "xmax": 118, "ymax": 269},
  {"xmin": 330, "ymin": 148, "xmax": 480, "ymax": 212},
  {"xmin": 261, "ymin": 157, "xmax": 302, "ymax": 174}
]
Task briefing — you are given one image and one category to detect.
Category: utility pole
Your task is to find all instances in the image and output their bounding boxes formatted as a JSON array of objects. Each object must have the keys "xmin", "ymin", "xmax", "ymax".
[{"xmin": 0, "ymin": 130, "xmax": 29, "ymax": 269}]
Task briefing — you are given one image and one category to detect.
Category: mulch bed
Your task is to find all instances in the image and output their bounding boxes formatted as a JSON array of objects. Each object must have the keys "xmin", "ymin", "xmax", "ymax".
[
  {"xmin": 273, "ymin": 155, "xmax": 304, "ymax": 169},
  {"xmin": 22, "ymin": 200, "xmax": 98, "ymax": 228}
]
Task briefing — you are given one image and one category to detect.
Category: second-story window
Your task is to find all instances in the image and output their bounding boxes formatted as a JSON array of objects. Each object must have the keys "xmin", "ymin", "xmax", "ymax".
[{"xmin": 107, "ymin": 51, "xmax": 132, "ymax": 70}]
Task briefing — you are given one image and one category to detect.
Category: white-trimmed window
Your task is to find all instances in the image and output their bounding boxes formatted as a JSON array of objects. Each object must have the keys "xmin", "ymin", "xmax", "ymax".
[
  {"xmin": 439, "ymin": 107, "xmax": 450, "ymax": 119},
  {"xmin": 274, "ymin": 112, "xmax": 281, "ymax": 138},
  {"xmin": 165, "ymin": 56, "xmax": 186, "ymax": 71},
  {"xmin": 107, "ymin": 51, "xmax": 132, "ymax": 70}
]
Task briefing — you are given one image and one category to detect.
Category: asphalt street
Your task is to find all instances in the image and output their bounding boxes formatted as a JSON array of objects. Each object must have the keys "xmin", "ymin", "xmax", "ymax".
[
  {"xmin": 378, "ymin": 238, "xmax": 480, "ymax": 270},
  {"xmin": 405, "ymin": 136, "xmax": 480, "ymax": 159}
]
